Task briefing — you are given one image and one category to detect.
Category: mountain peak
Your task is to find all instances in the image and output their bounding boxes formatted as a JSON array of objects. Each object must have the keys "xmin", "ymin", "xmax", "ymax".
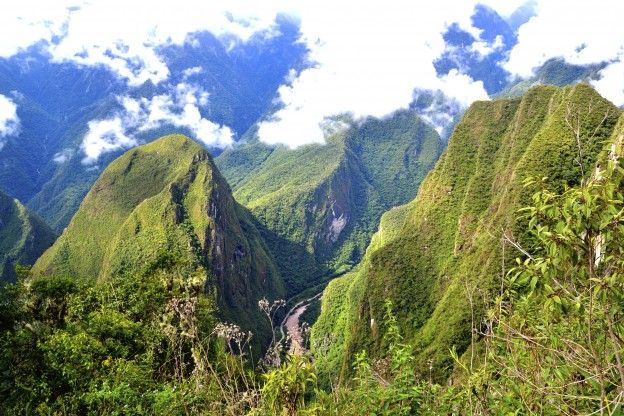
[
  {"xmin": 33, "ymin": 135, "xmax": 283, "ymax": 345},
  {"xmin": 134, "ymin": 134, "xmax": 204, "ymax": 154}
]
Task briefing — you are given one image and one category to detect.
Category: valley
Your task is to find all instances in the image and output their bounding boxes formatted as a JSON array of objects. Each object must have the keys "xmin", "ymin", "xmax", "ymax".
[
  {"xmin": 1, "ymin": 2, "xmax": 623, "ymax": 414},
  {"xmin": 282, "ymin": 292, "xmax": 322, "ymax": 355},
  {"xmin": 3, "ymin": 83, "xmax": 623, "ymax": 415}
]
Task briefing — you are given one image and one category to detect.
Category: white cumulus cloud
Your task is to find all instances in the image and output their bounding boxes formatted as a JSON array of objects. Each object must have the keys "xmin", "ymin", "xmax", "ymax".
[
  {"xmin": 0, "ymin": 94, "xmax": 20, "ymax": 150},
  {"xmin": 11, "ymin": 0, "xmax": 617, "ymax": 150},
  {"xmin": 0, "ymin": 0, "xmax": 289, "ymax": 86},
  {"xmin": 471, "ymin": 35, "xmax": 505, "ymax": 58},
  {"xmin": 504, "ymin": 0, "xmax": 624, "ymax": 105},
  {"xmin": 0, "ymin": 0, "xmax": 527, "ymax": 149},
  {"xmin": 81, "ymin": 83, "xmax": 232, "ymax": 163},
  {"xmin": 182, "ymin": 66, "xmax": 203, "ymax": 79},
  {"xmin": 0, "ymin": 1, "xmax": 75, "ymax": 57},
  {"xmin": 592, "ymin": 60, "xmax": 624, "ymax": 107},
  {"xmin": 52, "ymin": 148, "xmax": 75, "ymax": 164},
  {"xmin": 256, "ymin": 0, "xmax": 511, "ymax": 147},
  {"xmin": 81, "ymin": 118, "xmax": 137, "ymax": 164}
]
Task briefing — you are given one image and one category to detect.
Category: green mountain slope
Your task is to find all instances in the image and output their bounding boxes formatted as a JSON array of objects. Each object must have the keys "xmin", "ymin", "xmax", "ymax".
[
  {"xmin": 216, "ymin": 110, "xmax": 444, "ymax": 294},
  {"xmin": 0, "ymin": 191, "xmax": 56, "ymax": 281},
  {"xmin": 33, "ymin": 134, "xmax": 284, "ymax": 344},
  {"xmin": 311, "ymin": 84, "xmax": 622, "ymax": 384}
]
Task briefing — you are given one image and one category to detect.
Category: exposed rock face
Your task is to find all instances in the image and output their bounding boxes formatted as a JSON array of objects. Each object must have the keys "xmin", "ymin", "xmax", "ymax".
[{"xmin": 327, "ymin": 210, "xmax": 347, "ymax": 243}]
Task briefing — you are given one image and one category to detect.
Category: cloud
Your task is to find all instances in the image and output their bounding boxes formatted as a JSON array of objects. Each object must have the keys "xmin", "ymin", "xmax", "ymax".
[
  {"xmin": 412, "ymin": 89, "xmax": 463, "ymax": 137},
  {"xmin": 81, "ymin": 118, "xmax": 137, "ymax": 164},
  {"xmin": 53, "ymin": 148, "xmax": 75, "ymax": 164},
  {"xmin": 471, "ymin": 35, "xmax": 505, "ymax": 58},
  {"xmin": 257, "ymin": 0, "xmax": 501, "ymax": 147},
  {"xmin": 592, "ymin": 60, "xmax": 624, "ymax": 107},
  {"xmin": 15, "ymin": 0, "xmax": 618, "ymax": 150},
  {"xmin": 504, "ymin": 0, "xmax": 624, "ymax": 105},
  {"xmin": 0, "ymin": 0, "xmax": 530, "ymax": 149},
  {"xmin": 182, "ymin": 66, "xmax": 203, "ymax": 79},
  {"xmin": 0, "ymin": 94, "xmax": 20, "ymax": 150},
  {"xmin": 0, "ymin": 1, "xmax": 74, "ymax": 56},
  {"xmin": 0, "ymin": 0, "xmax": 289, "ymax": 86},
  {"xmin": 81, "ymin": 83, "xmax": 233, "ymax": 163}
]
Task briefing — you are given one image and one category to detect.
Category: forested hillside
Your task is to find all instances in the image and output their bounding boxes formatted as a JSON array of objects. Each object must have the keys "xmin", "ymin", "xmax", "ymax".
[
  {"xmin": 0, "ymin": 18, "xmax": 306, "ymax": 232},
  {"xmin": 33, "ymin": 135, "xmax": 284, "ymax": 346},
  {"xmin": 311, "ymin": 84, "xmax": 622, "ymax": 383},
  {"xmin": 217, "ymin": 110, "xmax": 444, "ymax": 293},
  {"xmin": 2, "ymin": 1, "xmax": 624, "ymax": 413},
  {"xmin": 0, "ymin": 191, "xmax": 55, "ymax": 281},
  {"xmin": 3, "ymin": 85, "xmax": 624, "ymax": 415}
]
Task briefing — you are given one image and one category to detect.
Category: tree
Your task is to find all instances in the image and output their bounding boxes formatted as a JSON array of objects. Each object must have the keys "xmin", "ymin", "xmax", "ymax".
[{"xmin": 474, "ymin": 150, "xmax": 624, "ymax": 414}]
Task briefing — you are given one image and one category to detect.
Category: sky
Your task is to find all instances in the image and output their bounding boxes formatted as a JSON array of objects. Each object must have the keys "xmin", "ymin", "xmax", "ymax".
[{"xmin": 0, "ymin": 0, "xmax": 623, "ymax": 154}]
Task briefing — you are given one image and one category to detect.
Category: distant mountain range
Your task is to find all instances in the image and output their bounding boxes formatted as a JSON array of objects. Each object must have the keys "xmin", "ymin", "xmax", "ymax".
[
  {"xmin": 0, "ymin": 17, "xmax": 307, "ymax": 231},
  {"xmin": 0, "ymin": 4, "xmax": 609, "ymax": 286}
]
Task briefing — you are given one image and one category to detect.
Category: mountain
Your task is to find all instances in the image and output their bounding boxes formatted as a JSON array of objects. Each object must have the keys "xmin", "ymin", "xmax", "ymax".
[
  {"xmin": 0, "ymin": 52, "xmax": 125, "ymax": 204},
  {"xmin": 0, "ymin": 18, "xmax": 307, "ymax": 232},
  {"xmin": 311, "ymin": 84, "xmax": 622, "ymax": 384},
  {"xmin": 216, "ymin": 110, "xmax": 444, "ymax": 294},
  {"xmin": 32, "ymin": 134, "xmax": 284, "ymax": 345},
  {"xmin": 0, "ymin": 190, "xmax": 56, "ymax": 281},
  {"xmin": 0, "ymin": 7, "xmax": 605, "ymax": 240}
]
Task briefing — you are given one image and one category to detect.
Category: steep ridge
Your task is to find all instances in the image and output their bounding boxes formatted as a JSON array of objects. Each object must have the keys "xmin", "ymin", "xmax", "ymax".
[
  {"xmin": 311, "ymin": 84, "xmax": 622, "ymax": 384},
  {"xmin": 216, "ymin": 110, "xmax": 444, "ymax": 294},
  {"xmin": 0, "ymin": 20, "xmax": 306, "ymax": 232},
  {"xmin": 33, "ymin": 135, "xmax": 284, "ymax": 344},
  {"xmin": 0, "ymin": 191, "xmax": 56, "ymax": 281}
]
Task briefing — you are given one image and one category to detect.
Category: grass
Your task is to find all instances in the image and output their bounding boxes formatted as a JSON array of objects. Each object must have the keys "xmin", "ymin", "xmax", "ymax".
[
  {"xmin": 0, "ymin": 190, "xmax": 56, "ymax": 281},
  {"xmin": 216, "ymin": 110, "xmax": 444, "ymax": 295},
  {"xmin": 33, "ymin": 134, "xmax": 285, "ymax": 350},
  {"xmin": 311, "ymin": 84, "xmax": 623, "ymax": 385}
]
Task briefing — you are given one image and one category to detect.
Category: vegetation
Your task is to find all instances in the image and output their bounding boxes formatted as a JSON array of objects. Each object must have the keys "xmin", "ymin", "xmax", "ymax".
[
  {"xmin": 278, "ymin": 154, "xmax": 624, "ymax": 414},
  {"xmin": 4, "ymin": 84, "xmax": 624, "ymax": 414},
  {"xmin": 466, "ymin": 140, "xmax": 624, "ymax": 413},
  {"xmin": 0, "ymin": 190, "xmax": 56, "ymax": 281},
  {"xmin": 311, "ymin": 84, "xmax": 623, "ymax": 386},
  {"xmin": 0, "ymin": 23, "xmax": 306, "ymax": 232},
  {"xmin": 33, "ymin": 135, "xmax": 284, "ymax": 351},
  {"xmin": 0, "ymin": 258, "xmax": 258, "ymax": 415},
  {"xmin": 216, "ymin": 110, "xmax": 443, "ymax": 294},
  {"xmin": 2, "ymin": 263, "xmax": 441, "ymax": 415},
  {"xmin": 254, "ymin": 109, "xmax": 624, "ymax": 414},
  {"xmin": 12, "ymin": 174, "xmax": 624, "ymax": 416}
]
